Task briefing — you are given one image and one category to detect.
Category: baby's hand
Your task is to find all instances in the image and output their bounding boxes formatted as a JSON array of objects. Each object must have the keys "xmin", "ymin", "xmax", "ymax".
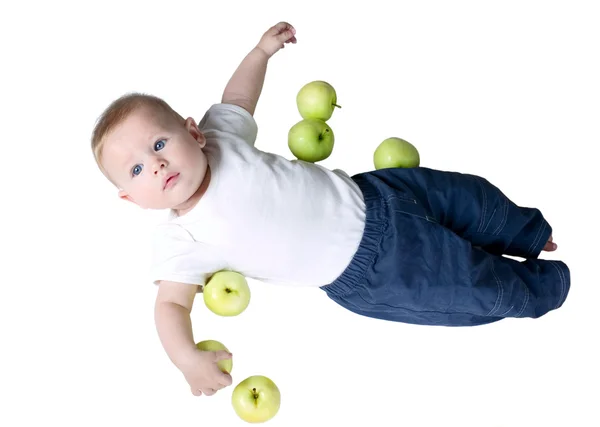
[
  {"xmin": 179, "ymin": 348, "xmax": 233, "ymax": 396},
  {"xmin": 256, "ymin": 21, "xmax": 297, "ymax": 58}
]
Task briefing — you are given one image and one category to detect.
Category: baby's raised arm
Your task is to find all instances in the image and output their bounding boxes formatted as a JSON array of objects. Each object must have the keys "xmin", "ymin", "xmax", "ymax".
[{"xmin": 221, "ymin": 21, "xmax": 296, "ymax": 116}]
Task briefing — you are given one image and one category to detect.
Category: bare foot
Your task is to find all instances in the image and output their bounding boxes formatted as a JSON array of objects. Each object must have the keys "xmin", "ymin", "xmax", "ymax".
[{"xmin": 543, "ymin": 235, "xmax": 557, "ymax": 252}]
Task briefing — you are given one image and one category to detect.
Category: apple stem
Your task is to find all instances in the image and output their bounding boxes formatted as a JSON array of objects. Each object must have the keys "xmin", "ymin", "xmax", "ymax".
[
  {"xmin": 252, "ymin": 387, "xmax": 258, "ymax": 399},
  {"xmin": 333, "ymin": 103, "xmax": 341, "ymax": 108}
]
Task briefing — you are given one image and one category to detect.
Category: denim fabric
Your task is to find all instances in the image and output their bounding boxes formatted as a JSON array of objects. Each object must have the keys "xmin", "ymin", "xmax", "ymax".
[{"xmin": 320, "ymin": 167, "xmax": 570, "ymax": 326}]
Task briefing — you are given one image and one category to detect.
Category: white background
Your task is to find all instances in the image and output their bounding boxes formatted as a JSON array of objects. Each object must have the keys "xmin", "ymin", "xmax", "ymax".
[{"xmin": 1, "ymin": 1, "xmax": 598, "ymax": 426}]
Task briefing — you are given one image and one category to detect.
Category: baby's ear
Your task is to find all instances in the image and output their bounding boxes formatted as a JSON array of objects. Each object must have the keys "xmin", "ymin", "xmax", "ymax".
[
  {"xmin": 118, "ymin": 189, "xmax": 137, "ymax": 205},
  {"xmin": 185, "ymin": 117, "xmax": 206, "ymax": 147}
]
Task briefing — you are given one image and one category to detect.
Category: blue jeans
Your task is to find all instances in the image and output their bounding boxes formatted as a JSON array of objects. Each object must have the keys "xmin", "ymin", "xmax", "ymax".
[{"xmin": 320, "ymin": 167, "xmax": 570, "ymax": 326}]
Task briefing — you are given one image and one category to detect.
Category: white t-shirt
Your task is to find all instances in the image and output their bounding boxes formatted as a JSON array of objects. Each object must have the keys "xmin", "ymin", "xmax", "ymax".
[{"xmin": 150, "ymin": 103, "xmax": 366, "ymax": 288}]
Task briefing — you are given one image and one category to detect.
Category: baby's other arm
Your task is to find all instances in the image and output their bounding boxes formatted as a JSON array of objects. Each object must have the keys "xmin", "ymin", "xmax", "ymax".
[
  {"xmin": 222, "ymin": 21, "xmax": 296, "ymax": 116},
  {"xmin": 154, "ymin": 280, "xmax": 199, "ymax": 368},
  {"xmin": 155, "ymin": 280, "xmax": 232, "ymax": 396}
]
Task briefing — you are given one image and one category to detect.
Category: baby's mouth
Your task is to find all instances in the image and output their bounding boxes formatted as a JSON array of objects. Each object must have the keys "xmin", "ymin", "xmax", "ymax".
[{"xmin": 164, "ymin": 173, "xmax": 180, "ymax": 189}]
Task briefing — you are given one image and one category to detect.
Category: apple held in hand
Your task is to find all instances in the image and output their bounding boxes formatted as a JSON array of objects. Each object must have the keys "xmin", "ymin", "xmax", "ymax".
[
  {"xmin": 288, "ymin": 118, "xmax": 335, "ymax": 163},
  {"xmin": 231, "ymin": 375, "xmax": 281, "ymax": 424},
  {"xmin": 296, "ymin": 80, "xmax": 341, "ymax": 121},
  {"xmin": 195, "ymin": 339, "xmax": 233, "ymax": 374},
  {"xmin": 373, "ymin": 137, "xmax": 420, "ymax": 169},
  {"xmin": 203, "ymin": 271, "xmax": 251, "ymax": 317}
]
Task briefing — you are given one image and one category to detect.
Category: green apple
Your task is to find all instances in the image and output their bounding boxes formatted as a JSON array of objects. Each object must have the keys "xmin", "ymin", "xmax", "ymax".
[
  {"xmin": 203, "ymin": 270, "xmax": 251, "ymax": 317},
  {"xmin": 195, "ymin": 339, "xmax": 233, "ymax": 374},
  {"xmin": 288, "ymin": 118, "xmax": 335, "ymax": 163},
  {"xmin": 231, "ymin": 375, "xmax": 281, "ymax": 424},
  {"xmin": 296, "ymin": 80, "xmax": 341, "ymax": 121},
  {"xmin": 373, "ymin": 137, "xmax": 420, "ymax": 169}
]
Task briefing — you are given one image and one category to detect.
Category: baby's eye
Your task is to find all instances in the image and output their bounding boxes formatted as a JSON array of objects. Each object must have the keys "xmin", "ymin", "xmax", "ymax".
[
  {"xmin": 132, "ymin": 164, "xmax": 143, "ymax": 176},
  {"xmin": 154, "ymin": 139, "xmax": 166, "ymax": 151}
]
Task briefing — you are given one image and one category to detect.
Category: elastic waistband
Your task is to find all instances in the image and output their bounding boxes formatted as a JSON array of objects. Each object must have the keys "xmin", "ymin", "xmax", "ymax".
[{"xmin": 320, "ymin": 174, "xmax": 386, "ymax": 297}]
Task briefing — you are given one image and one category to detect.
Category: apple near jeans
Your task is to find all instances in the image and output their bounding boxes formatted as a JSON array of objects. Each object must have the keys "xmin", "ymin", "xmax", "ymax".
[{"xmin": 373, "ymin": 137, "xmax": 420, "ymax": 169}]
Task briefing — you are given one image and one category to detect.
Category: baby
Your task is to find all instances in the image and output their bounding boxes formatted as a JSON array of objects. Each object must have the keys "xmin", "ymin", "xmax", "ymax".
[{"xmin": 91, "ymin": 22, "xmax": 570, "ymax": 397}]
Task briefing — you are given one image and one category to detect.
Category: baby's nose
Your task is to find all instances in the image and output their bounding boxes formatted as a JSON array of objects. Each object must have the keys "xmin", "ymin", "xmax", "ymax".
[{"xmin": 153, "ymin": 161, "xmax": 166, "ymax": 174}]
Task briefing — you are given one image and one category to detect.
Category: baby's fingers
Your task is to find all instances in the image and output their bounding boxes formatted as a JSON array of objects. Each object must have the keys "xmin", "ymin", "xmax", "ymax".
[
  {"xmin": 272, "ymin": 21, "xmax": 293, "ymax": 34},
  {"xmin": 201, "ymin": 388, "xmax": 217, "ymax": 396},
  {"xmin": 276, "ymin": 28, "xmax": 296, "ymax": 44},
  {"xmin": 213, "ymin": 350, "xmax": 232, "ymax": 362},
  {"xmin": 218, "ymin": 371, "xmax": 233, "ymax": 387}
]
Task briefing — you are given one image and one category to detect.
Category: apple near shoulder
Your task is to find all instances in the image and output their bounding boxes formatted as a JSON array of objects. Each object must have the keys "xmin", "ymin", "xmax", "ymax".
[
  {"xmin": 202, "ymin": 271, "xmax": 251, "ymax": 317},
  {"xmin": 287, "ymin": 119, "xmax": 335, "ymax": 163}
]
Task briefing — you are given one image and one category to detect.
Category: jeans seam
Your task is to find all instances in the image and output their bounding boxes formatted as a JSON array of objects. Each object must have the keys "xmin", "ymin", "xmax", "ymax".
[
  {"xmin": 351, "ymin": 290, "xmax": 496, "ymax": 317},
  {"xmin": 387, "ymin": 195, "xmax": 434, "ymax": 222},
  {"xmin": 476, "ymin": 178, "xmax": 487, "ymax": 233},
  {"xmin": 550, "ymin": 261, "xmax": 567, "ymax": 308},
  {"xmin": 498, "ymin": 304, "xmax": 514, "ymax": 316},
  {"xmin": 492, "ymin": 198, "xmax": 509, "ymax": 236},
  {"xmin": 516, "ymin": 284, "xmax": 530, "ymax": 317},
  {"xmin": 486, "ymin": 263, "xmax": 503, "ymax": 316},
  {"xmin": 482, "ymin": 208, "xmax": 496, "ymax": 233},
  {"xmin": 527, "ymin": 221, "xmax": 545, "ymax": 255}
]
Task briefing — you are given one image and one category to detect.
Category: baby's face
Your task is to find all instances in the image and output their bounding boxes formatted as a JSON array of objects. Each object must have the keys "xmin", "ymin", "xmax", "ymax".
[{"xmin": 101, "ymin": 107, "xmax": 209, "ymax": 211}]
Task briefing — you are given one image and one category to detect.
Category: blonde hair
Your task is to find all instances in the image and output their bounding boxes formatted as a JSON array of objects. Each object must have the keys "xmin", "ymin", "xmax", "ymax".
[{"xmin": 91, "ymin": 92, "xmax": 185, "ymax": 184}]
